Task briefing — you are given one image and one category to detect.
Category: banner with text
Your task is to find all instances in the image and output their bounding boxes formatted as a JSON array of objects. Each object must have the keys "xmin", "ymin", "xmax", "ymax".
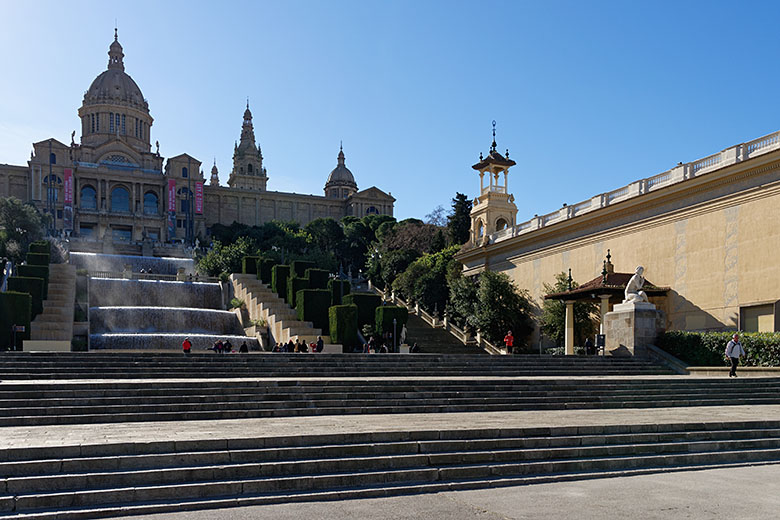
[
  {"xmin": 195, "ymin": 182, "xmax": 203, "ymax": 214},
  {"xmin": 63, "ymin": 168, "xmax": 73, "ymax": 232},
  {"xmin": 167, "ymin": 179, "xmax": 176, "ymax": 240}
]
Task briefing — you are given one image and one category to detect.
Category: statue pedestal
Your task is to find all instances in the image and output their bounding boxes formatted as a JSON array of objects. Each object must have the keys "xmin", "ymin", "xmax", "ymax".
[{"xmin": 604, "ymin": 301, "xmax": 665, "ymax": 357}]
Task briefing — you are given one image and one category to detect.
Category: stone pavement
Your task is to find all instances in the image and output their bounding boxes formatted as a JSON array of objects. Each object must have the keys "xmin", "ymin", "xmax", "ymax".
[
  {"xmin": 110, "ymin": 462, "xmax": 780, "ymax": 520},
  {"xmin": 3, "ymin": 402, "xmax": 780, "ymax": 451}
]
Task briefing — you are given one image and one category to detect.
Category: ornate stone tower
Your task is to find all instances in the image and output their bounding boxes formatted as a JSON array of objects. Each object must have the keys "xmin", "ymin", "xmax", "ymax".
[
  {"xmin": 469, "ymin": 121, "xmax": 517, "ymax": 246},
  {"xmin": 324, "ymin": 144, "xmax": 358, "ymax": 199},
  {"xmin": 227, "ymin": 101, "xmax": 267, "ymax": 190},
  {"xmin": 210, "ymin": 159, "xmax": 220, "ymax": 186}
]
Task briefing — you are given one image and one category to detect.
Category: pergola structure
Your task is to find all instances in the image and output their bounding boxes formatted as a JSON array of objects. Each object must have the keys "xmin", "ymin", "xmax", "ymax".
[{"xmin": 545, "ymin": 252, "xmax": 669, "ymax": 355}]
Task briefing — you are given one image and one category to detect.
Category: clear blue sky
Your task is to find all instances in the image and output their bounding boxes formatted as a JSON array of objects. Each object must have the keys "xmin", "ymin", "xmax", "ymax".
[{"xmin": 2, "ymin": 1, "xmax": 779, "ymax": 222}]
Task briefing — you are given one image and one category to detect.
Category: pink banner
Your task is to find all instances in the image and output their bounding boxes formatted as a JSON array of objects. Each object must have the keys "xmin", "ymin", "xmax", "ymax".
[
  {"xmin": 195, "ymin": 182, "xmax": 203, "ymax": 214},
  {"xmin": 168, "ymin": 179, "xmax": 176, "ymax": 212},
  {"xmin": 63, "ymin": 169, "xmax": 73, "ymax": 204}
]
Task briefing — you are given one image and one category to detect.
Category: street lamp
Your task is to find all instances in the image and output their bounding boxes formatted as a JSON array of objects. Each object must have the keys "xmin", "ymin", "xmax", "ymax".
[{"xmin": 393, "ymin": 318, "xmax": 397, "ymax": 354}]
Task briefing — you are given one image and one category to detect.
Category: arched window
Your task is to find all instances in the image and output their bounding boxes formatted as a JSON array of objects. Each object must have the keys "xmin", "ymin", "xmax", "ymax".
[
  {"xmin": 365, "ymin": 206, "xmax": 379, "ymax": 215},
  {"xmin": 495, "ymin": 218, "xmax": 508, "ymax": 231},
  {"xmin": 49, "ymin": 153, "xmax": 56, "ymax": 165},
  {"xmin": 110, "ymin": 186, "xmax": 130, "ymax": 213},
  {"xmin": 182, "ymin": 167, "xmax": 188, "ymax": 178},
  {"xmin": 143, "ymin": 191, "xmax": 159, "ymax": 215},
  {"xmin": 247, "ymin": 163, "xmax": 253, "ymax": 173},
  {"xmin": 477, "ymin": 220, "xmax": 485, "ymax": 238},
  {"xmin": 80, "ymin": 186, "xmax": 97, "ymax": 210}
]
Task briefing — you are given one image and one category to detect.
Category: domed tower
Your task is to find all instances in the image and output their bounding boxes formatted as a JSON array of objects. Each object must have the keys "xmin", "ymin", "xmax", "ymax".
[
  {"xmin": 324, "ymin": 144, "xmax": 358, "ymax": 199},
  {"xmin": 227, "ymin": 101, "xmax": 267, "ymax": 190},
  {"xmin": 77, "ymin": 29, "xmax": 153, "ymax": 153},
  {"xmin": 210, "ymin": 159, "xmax": 220, "ymax": 186}
]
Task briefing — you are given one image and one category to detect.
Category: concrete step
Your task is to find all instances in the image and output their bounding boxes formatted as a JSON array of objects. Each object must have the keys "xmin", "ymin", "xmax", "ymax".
[{"xmin": 2, "ymin": 422, "xmax": 780, "ymax": 518}]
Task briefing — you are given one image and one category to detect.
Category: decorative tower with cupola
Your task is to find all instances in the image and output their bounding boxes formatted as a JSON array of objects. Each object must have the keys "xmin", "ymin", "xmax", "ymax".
[
  {"xmin": 227, "ymin": 101, "xmax": 267, "ymax": 190},
  {"xmin": 469, "ymin": 121, "xmax": 517, "ymax": 246},
  {"xmin": 324, "ymin": 144, "xmax": 358, "ymax": 199},
  {"xmin": 210, "ymin": 159, "xmax": 220, "ymax": 186}
]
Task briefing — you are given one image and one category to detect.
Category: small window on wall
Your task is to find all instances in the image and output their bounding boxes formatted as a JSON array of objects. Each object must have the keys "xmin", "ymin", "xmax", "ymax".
[
  {"xmin": 145, "ymin": 228, "xmax": 159, "ymax": 241},
  {"xmin": 49, "ymin": 153, "xmax": 56, "ymax": 165},
  {"xmin": 112, "ymin": 227, "xmax": 132, "ymax": 242},
  {"xmin": 366, "ymin": 206, "xmax": 379, "ymax": 215},
  {"xmin": 79, "ymin": 225, "xmax": 94, "ymax": 237},
  {"xmin": 182, "ymin": 167, "xmax": 188, "ymax": 178},
  {"xmin": 247, "ymin": 163, "xmax": 253, "ymax": 173},
  {"xmin": 741, "ymin": 304, "xmax": 776, "ymax": 332},
  {"xmin": 496, "ymin": 218, "xmax": 508, "ymax": 231}
]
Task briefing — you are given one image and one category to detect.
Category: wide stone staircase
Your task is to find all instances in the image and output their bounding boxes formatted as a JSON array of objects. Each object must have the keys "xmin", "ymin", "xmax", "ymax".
[
  {"xmin": 26, "ymin": 264, "xmax": 76, "ymax": 349},
  {"xmin": 232, "ymin": 274, "xmax": 334, "ymax": 347},
  {"xmin": 404, "ymin": 314, "xmax": 486, "ymax": 354},
  {"xmin": 3, "ymin": 421, "xmax": 780, "ymax": 519}
]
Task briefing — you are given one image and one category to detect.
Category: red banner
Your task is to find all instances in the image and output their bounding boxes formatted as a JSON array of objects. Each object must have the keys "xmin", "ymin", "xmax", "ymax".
[
  {"xmin": 195, "ymin": 182, "xmax": 203, "ymax": 214},
  {"xmin": 168, "ymin": 179, "xmax": 176, "ymax": 212},
  {"xmin": 63, "ymin": 169, "xmax": 73, "ymax": 204}
]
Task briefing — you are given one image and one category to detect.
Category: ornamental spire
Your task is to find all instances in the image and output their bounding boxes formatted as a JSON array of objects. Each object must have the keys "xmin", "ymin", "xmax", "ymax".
[{"xmin": 107, "ymin": 28, "xmax": 125, "ymax": 71}]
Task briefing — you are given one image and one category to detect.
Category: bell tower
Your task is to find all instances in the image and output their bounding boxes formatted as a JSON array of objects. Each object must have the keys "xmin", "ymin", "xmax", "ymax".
[{"xmin": 469, "ymin": 121, "xmax": 517, "ymax": 246}]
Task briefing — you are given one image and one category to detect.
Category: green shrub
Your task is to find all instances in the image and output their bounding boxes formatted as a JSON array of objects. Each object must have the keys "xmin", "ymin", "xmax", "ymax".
[
  {"xmin": 343, "ymin": 292, "xmax": 381, "ymax": 328},
  {"xmin": 271, "ymin": 265, "xmax": 290, "ymax": 300},
  {"xmin": 290, "ymin": 260, "xmax": 315, "ymax": 278},
  {"xmin": 0, "ymin": 291, "xmax": 32, "ymax": 351},
  {"xmin": 242, "ymin": 256, "xmax": 260, "ymax": 275},
  {"xmin": 306, "ymin": 268, "xmax": 329, "ymax": 289},
  {"xmin": 329, "ymin": 304, "xmax": 358, "ymax": 347},
  {"xmin": 657, "ymin": 331, "xmax": 780, "ymax": 367},
  {"xmin": 328, "ymin": 279, "xmax": 351, "ymax": 306},
  {"xmin": 218, "ymin": 272, "xmax": 230, "ymax": 283},
  {"xmin": 7, "ymin": 276, "xmax": 44, "ymax": 318},
  {"xmin": 287, "ymin": 275, "xmax": 310, "ymax": 306},
  {"xmin": 229, "ymin": 298, "xmax": 244, "ymax": 310},
  {"xmin": 296, "ymin": 289, "xmax": 331, "ymax": 334},
  {"xmin": 29, "ymin": 241, "xmax": 51, "ymax": 254},
  {"xmin": 17, "ymin": 265, "xmax": 49, "ymax": 299},
  {"xmin": 26, "ymin": 252, "xmax": 50, "ymax": 266},
  {"xmin": 375, "ymin": 305, "xmax": 408, "ymax": 338},
  {"xmin": 258, "ymin": 259, "xmax": 277, "ymax": 284}
]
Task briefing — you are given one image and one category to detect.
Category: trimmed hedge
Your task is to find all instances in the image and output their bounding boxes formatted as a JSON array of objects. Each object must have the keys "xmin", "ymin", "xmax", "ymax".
[
  {"xmin": 306, "ymin": 268, "xmax": 329, "ymax": 290},
  {"xmin": 657, "ymin": 330, "xmax": 780, "ymax": 367},
  {"xmin": 258, "ymin": 259, "xmax": 277, "ymax": 284},
  {"xmin": 0, "ymin": 291, "xmax": 32, "ymax": 351},
  {"xmin": 296, "ymin": 289, "xmax": 331, "ymax": 334},
  {"xmin": 291, "ymin": 260, "xmax": 315, "ymax": 278},
  {"xmin": 18, "ymin": 265, "xmax": 49, "ymax": 299},
  {"xmin": 329, "ymin": 304, "xmax": 358, "ymax": 348},
  {"xmin": 328, "ymin": 279, "xmax": 351, "ymax": 306},
  {"xmin": 375, "ymin": 305, "xmax": 408, "ymax": 337},
  {"xmin": 287, "ymin": 275, "xmax": 310, "ymax": 306},
  {"xmin": 242, "ymin": 256, "xmax": 260, "ymax": 275},
  {"xmin": 271, "ymin": 265, "xmax": 290, "ymax": 300},
  {"xmin": 343, "ymin": 293, "xmax": 381, "ymax": 328},
  {"xmin": 7, "ymin": 276, "xmax": 45, "ymax": 318},
  {"xmin": 26, "ymin": 252, "xmax": 50, "ymax": 266},
  {"xmin": 29, "ymin": 241, "xmax": 51, "ymax": 254}
]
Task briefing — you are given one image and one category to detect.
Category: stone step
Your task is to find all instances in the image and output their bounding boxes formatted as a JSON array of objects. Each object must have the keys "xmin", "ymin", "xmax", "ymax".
[{"xmin": 2, "ymin": 422, "xmax": 780, "ymax": 517}]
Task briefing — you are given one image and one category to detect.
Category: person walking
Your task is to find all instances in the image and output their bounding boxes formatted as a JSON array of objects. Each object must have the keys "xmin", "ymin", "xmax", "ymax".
[
  {"xmin": 182, "ymin": 337, "xmax": 192, "ymax": 356},
  {"xmin": 316, "ymin": 336, "xmax": 324, "ymax": 353},
  {"xmin": 725, "ymin": 333, "xmax": 746, "ymax": 377},
  {"xmin": 503, "ymin": 330, "xmax": 514, "ymax": 355}
]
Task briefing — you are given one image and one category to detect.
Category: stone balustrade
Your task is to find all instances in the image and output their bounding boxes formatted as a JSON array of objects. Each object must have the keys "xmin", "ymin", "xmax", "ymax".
[{"xmin": 485, "ymin": 129, "xmax": 780, "ymax": 246}]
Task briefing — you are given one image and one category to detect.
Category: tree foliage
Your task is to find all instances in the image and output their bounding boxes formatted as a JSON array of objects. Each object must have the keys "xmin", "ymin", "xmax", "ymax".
[
  {"xmin": 539, "ymin": 272, "xmax": 598, "ymax": 347},
  {"xmin": 0, "ymin": 197, "xmax": 45, "ymax": 263},
  {"xmin": 392, "ymin": 246, "xmax": 459, "ymax": 314},
  {"xmin": 447, "ymin": 192, "xmax": 472, "ymax": 246}
]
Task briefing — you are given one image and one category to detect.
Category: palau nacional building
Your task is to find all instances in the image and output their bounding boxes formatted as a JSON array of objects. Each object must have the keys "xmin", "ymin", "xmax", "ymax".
[
  {"xmin": 456, "ymin": 127, "xmax": 780, "ymax": 338},
  {"xmin": 0, "ymin": 31, "xmax": 394, "ymax": 251}
]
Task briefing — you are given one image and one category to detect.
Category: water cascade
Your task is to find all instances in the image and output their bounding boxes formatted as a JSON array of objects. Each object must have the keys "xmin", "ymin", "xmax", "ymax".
[
  {"xmin": 90, "ymin": 278, "xmax": 223, "ymax": 309},
  {"xmin": 71, "ymin": 252, "xmax": 196, "ymax": 275}
]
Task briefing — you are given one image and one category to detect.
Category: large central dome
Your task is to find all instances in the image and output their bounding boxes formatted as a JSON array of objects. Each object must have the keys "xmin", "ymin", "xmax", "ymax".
[{"xmin": 82, "ymin": 33, "xmax": 148, "ymax": 112}]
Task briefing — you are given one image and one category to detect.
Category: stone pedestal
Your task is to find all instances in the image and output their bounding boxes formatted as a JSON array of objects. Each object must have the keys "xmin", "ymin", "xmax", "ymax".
[{"xmin": 603, "ymin": 301, "xmax": 665, "ymax": 357}]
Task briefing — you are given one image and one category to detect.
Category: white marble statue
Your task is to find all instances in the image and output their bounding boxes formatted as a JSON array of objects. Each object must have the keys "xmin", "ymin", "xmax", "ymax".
[{"xmin": 624, "ymin": 265, "xmax": 649, "ymax": 303}]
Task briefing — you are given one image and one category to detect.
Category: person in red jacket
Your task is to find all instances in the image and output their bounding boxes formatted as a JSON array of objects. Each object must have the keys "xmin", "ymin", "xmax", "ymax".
[
  {"xmin": 503, "ymin": 330, "xmax": 514, "ymax": 355},
  {"xmin": 182, "ymin": 337, "xmax": 192, "ymax": 355}
]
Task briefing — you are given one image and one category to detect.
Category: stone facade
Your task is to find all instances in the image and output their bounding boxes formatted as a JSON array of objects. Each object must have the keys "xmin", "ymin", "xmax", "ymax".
[
  {"xmin": 456, "ymin": 130, "xmax": 780, "ymax": 342},
  {"xmin": 0, "ymin": 32, "xmax": 394, "ymax": 249}
]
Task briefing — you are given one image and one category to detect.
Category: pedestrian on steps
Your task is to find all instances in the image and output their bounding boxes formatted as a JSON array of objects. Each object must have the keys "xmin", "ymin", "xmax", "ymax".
[
  {"xmin": 503, "ymin": 330, "xmax": 514, "ymax": 355},
  {"xmin": 725, "ymin": 333, "xmax": 746, "ymax": 377},
  {"xmin": 182, "ymin": 337, "xmax": 192, "ymax": 355}
]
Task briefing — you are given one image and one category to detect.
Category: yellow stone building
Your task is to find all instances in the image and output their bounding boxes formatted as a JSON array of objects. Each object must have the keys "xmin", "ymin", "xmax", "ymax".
[
  {"xmin": 456, "ymin": 130, "xmax": 780, "ymax": 341},
  {"xmin": 0, "ymin": 32, "xmax": 394, "ymax": 253}
]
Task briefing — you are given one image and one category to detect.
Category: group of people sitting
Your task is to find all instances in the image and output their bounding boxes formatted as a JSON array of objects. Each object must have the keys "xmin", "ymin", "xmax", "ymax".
[
  {"xmin": 272, "ymin": 336, "xmax": 325, "ymax": 353},
  {"xmin": 209, "ymin": 339, "xmax": 249, "ymax": 354}
]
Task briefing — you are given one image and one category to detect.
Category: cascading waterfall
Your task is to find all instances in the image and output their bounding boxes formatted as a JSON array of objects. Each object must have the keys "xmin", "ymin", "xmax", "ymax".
[
  {"xmin": 71, "ymin": 252, "xmax": 196, "ymax": 275},
  {"xmin": 80, "ymin": 257, "xmax": 258, "ymax": 351}
]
